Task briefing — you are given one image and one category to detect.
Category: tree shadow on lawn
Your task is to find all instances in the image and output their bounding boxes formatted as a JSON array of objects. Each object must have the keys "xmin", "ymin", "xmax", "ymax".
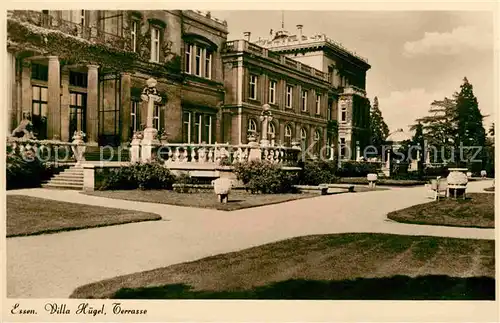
[{"xmin": 112, "ymin": 275, "xmax": 495, "ymax": 300}]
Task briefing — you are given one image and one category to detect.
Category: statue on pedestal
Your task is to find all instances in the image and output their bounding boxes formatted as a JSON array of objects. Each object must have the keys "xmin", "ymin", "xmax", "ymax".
[
  {"xmin": 11, "ymin": 112, "xmax": 35, "ymax": 139},
  {"xmin": 259, "ymin": 104, "xmax": 273, "ymax": 147}
]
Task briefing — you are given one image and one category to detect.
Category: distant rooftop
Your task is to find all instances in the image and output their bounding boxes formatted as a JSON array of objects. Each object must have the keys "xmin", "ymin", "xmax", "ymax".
[{"xmin": 253, "ymin": 29, "xmax": 369, "ymax": 65}]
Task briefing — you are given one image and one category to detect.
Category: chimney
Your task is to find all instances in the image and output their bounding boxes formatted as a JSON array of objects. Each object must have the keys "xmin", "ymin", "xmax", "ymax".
[
  {"xmin": 296, "ymin": 24, "xmax": 303, "ymax": 40},
  {"xmin": 243, "ymin": 32, "xmax": 251, "ymax": 42}
]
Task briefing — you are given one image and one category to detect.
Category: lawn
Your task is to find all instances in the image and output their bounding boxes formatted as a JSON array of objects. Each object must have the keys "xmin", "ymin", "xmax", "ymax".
[
  {"xmin": 70, "ymin": 233, "xmax": 495, "ymax": 300},
  {"xmin": 83, "ymin": 190, "xmax": 321, "ymax": 211},
  {"xmin": 7, "ymin": 195, "xmax": 162, "ymax": 237},
  {"xmin": 387, "ymin": 193, "xmax": 494, "ymax": 228}
]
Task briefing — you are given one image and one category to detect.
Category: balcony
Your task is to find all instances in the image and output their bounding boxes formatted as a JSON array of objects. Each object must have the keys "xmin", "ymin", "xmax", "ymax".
[
  {"xmin": 223, "ymin": 39, "xmax": 329, "ymax": 82},
  {"xmin": 9, "ymin": 10, "xmax": 127, "ymax": 50},
  {"xmin": 342, "ymin": 85, "xmax": 366, "ymax": 97}
]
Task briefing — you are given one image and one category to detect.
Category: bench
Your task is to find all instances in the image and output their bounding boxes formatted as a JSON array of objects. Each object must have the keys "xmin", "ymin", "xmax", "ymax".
[{"xmin": 294, "ymin": 184, "xmax": 355, "ymax": 195}]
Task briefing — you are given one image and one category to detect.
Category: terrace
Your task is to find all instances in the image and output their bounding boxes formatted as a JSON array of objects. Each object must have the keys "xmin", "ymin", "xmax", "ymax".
[
  {"xmin": 8, "ymin": 10, "xmax": 127, "ymax": 50},
  {"xmin": 223, "ymin": 39, "xmax": 329, "ymax": 82}
]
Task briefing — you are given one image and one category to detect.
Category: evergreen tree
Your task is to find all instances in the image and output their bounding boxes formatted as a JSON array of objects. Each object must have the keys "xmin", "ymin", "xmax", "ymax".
[
  {"xmin": 454, "ymin": 77, "xmax": 486, "ymax": 171},
  {"xmin": 489, "ymin": 122, "xmax": 495, "ymax": 137},
  {"xmin": 369, "ymin": 96, "xmax": 389, "ymax": 155}
]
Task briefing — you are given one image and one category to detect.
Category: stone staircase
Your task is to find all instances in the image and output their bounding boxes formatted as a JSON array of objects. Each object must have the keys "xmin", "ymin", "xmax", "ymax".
[{"xmin": 42, "ymin": 165, "xmax": 84, "ymax": 190}]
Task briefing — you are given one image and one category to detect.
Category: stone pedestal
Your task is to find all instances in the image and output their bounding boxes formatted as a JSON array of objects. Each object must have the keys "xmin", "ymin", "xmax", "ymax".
[{"xmin": 140, "ymin": 78, "xmax": 162, "ymax": 162}]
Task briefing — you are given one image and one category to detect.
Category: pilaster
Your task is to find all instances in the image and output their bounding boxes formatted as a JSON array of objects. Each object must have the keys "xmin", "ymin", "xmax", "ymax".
[
  {"xmin": 120, "ymin": 72, "xmax": 132, "ymax": 143},
  {"xmin": 86, "ymin": 64, "xmax": 99, "ymax": 145},
  {"xmin": 60, "ymin": 68, "xmax": 70, "ymax": 141},
  {"xmin": 21, "ymin": 60, "xmax": 32, "ymax": 119},
  {"xmin": 47, "ymin": 56, "xmax": 61, "ymax": 140}
]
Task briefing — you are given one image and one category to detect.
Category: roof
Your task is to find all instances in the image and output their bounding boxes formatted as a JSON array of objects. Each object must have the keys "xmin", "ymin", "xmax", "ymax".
[{"xmin": 386, "ymin": 128, "xmax": 412, "ymax": 143}]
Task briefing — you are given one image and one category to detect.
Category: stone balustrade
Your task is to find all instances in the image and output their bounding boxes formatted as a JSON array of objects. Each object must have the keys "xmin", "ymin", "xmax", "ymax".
[
  {"xmin": 131, "ymin": 141, "xmax": 301, "ymax": 165},
  {"xmin": 6, "ymin": 137, "xmax": 87, "ymax": 164}
]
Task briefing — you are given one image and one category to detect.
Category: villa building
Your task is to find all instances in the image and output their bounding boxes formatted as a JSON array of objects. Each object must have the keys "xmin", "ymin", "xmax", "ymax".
[{"xmin": 6, "ymin": 10, "xmax": 371, "ymax": 160}]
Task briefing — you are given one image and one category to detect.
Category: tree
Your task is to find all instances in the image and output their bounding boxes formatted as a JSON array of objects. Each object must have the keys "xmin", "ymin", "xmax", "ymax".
[
  {"xmin": 454, "ymin": 77, "xmax": 486, "ymax": 171},
  {"xmin": 369, "ymin": 97, "xmax": 389, "ymax": 155},
  {"xmin": 489, "ymin": 123, "xmax": 495, "ymax": 137}
]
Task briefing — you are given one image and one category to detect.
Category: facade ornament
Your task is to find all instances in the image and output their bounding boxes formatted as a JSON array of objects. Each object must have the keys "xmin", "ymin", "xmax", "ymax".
[{"xmin": 11, "ymin": 112, "xmax": 35, "ymax": 139}]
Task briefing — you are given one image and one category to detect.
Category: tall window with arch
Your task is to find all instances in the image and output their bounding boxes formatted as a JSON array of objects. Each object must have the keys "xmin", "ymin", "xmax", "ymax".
[
  {"xmin": 300, "ymin": 127, "xmax": 307, "ymax": 148},
  {"xmin": 248, "ymin": 118, "xmax": 257, "ymax": 134},
  {"xmin": 268, "ymin": 122, "xmax": 276, "ymax": 145},
  {"xmin": 314, "ymin": 129, "xmax": 322, "ymax": 156},
  {"xmin": 284, "ymin": 124, "xmax": 292, "ymax": 146}
]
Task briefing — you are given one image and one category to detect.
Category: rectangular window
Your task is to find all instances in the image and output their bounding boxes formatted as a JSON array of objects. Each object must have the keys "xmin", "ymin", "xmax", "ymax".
[
  {"xmin": 301, "ymin": 90, "xmax": 308, "ymax": 112},
  {"xmin": 31, "ymin": 64, "xmax": 48, "ymax": 81},
  {"xmin": 69, "ymin": 71, "xmax": 88, "ymax": 87},
  {"xmin": 69, "ymin": 92, "xmax": 87, "ymax": 139},
  {"xmin": 316, "ymin": 94, "xmax": 321, "ymax": 115},
  {"xmin": 182, "ymin": 111, "xmax": 191, "ymax": 143},
  {"xmin": 195, "ymin": 46, "xmax": 202, "ymax": 76},
  {"xmin": 249, "ymin": 75, "xmax": 258, "ymax": 100},
  {"xmin": 204, "ymin": 115, "xmax": 212, "ymax": 144},
  {"xmin": 205, "ymin": 50, "xmax": 212, "ymax": 79},
  {"xmin": 131, "ymin": 20, "xmax": 138, "ymax": 52},
  {"xmin": 31, "ymin": 86, "xmax": 49, "ymax": 139},
  {"xmin": 193, "ymin": 113, "xmax": 202, "ymax": 143},
  {"xmin": 130, "ymin": 100, "xmax": 140, "ymax": 133},
  {"xmin": 151, "ymin": 27, "xmax": 160, "ymax": 63},
  {"xmin": 341, "ymin": 105, "xmax": 347, "ymax": 122},
  {"xmin": 153, "ymin": 104, "xmax": 160, "ymax": 130},
  {"xmin": 185, "ymin": 44, "xmax": 192, "ymax": 74},
  {"xmin": 340, "ymin": 137, "xmax": 346, "ymax": 159},
  {"xmin": 286, "ymin": 85, "xmax": 293, "ymax": 108},
  {"xmin": 269, "ymin": 80, "xmax": 277, "ymax": 104}
]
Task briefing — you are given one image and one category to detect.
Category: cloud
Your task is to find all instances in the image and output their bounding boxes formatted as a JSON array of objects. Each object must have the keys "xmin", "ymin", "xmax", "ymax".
[
  {"xmin": 376, "ymin": 88, "xmax": 447, "ymax": 133},
  {"xmin": 403, "ymin": 25, "xmax": 492, "ymax": 57}
]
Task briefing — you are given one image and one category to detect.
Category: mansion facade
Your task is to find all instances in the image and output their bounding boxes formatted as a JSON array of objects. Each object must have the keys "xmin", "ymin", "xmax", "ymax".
[{"xmin": 6, "ymin": 10, "xmax": 371, "ymax": 159}]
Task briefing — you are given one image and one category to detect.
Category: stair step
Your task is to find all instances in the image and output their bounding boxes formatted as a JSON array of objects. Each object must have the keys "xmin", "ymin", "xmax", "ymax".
[
  {"xmin": 46, "ymin": 180, "xmax": 84, "ymax": 186},
  {"xmin": 42, "ymin": 184, "xmax": 83, "ymax": 190}
]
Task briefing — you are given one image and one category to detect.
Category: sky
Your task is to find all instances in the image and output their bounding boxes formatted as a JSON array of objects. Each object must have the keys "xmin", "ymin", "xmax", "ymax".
[{"xmin": 211, "ymin": 10, "xmax": 495, "ymax": 133}]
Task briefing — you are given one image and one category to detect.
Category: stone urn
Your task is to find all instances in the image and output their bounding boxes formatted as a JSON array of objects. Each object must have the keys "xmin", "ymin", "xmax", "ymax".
[
  {"xmin": 367, "ymin": 173, "xmax": 378, "ymax": 189},
  {"xmin": 212, "ymin": 177, "xmax": 233, "ymax": 203},
  {"xmin": 481, "ymin": 170, "xmax": 487, "ymax": 179},
  {"xmin": 71, "ymin": 131, "xmax": 86, "ymax": 164},
  {"xmin": 447, "ymin": 168, "xmax": 468, "ymax": 198},
  {"xmin": 466, "ymin": 171, "xmax": 472, "ymax": 179}
]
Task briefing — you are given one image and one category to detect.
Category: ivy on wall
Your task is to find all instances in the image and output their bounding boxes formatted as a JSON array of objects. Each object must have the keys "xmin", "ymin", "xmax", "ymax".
[{"xmin": 7, "ymin": 17, "xmax": 181, "ymax": 75}]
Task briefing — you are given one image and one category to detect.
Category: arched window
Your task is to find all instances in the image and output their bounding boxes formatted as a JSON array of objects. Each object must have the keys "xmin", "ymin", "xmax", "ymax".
[
  {"xmin": 284, "ymin": 124, "xmax": 292, "ymax": 146},
  {"xmin": 300, "ymin": 128, "xmax": 307, "ymax": 141},
  {"xmin": 268, "ymin": 122, "xmax": 276, "ymax": 138},
  {"xmin": 314, "ymin": 129, "xmax": 321, "ymax": 141},
  {"xmin": 248, "ymin": 118, "xmax": 257, "ymax": 133},
  {"xmin": 314, "ymin": 129, "xmax": 322, "ymax": 156}
]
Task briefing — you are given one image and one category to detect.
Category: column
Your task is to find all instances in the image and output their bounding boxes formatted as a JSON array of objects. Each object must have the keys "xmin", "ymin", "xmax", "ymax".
[
  {"xmin": 7, "ymin": 52, "xmax": 15, "ymax": 134},
  {"xmin": 86, "ymin": 64, "xmax": 99, "ymax": 145},
  {"xmin": 47, "ymin": 56, "xmax": 61, "ymax": 140},
  {"xmin": 60, "ymin": 68, "xmax": 70, "ymax": 141},
  {"xmin": 120, "ymin": 72, "xmax": 131, "ymax": 144},
  {"xmin": 21, "ymin": 60, "xmax": 32, "ymax": 121}
]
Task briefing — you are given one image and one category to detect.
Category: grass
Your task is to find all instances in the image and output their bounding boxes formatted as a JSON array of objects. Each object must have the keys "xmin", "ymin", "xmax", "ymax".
[
  {"xmin": 70, "ymin": 233, "xmax": 495, "ymax": 300},
  {"xmin": 7, "ymin": 195, "xmax": 162, "ymax": 237},
  {"xmin": 387, "ymin": 193, "xmax": 494, "ymax": 228},
  {"xmin": 83, "ymin": 190, "xmax": 321, "ymax": 211}
]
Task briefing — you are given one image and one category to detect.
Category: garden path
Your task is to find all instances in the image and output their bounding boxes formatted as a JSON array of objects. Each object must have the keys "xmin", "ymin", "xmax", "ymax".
[{"xmin": 6, "ymin": 179, "xmax": 495, "ymax": 298}]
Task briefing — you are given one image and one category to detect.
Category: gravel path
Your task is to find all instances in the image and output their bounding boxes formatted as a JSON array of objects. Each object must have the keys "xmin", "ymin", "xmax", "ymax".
[{"xmin": 6, "ymin": 179, "xmax": 495, "ymax": 298}]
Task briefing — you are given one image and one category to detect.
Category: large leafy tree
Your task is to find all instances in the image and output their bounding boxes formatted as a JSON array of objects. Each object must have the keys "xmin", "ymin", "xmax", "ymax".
[{"xmin": 369, "ymin": 97, "xmax": 389, "ymax": 155}]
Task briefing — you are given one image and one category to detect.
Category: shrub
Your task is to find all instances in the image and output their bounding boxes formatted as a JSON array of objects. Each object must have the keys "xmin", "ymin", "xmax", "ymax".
[
  {"xmin": 6, "ymin": 150, "xmax": 55, "ymax": 190},
  {"xmin": 101, "ymin": 161, "xmax": 175, "ymax": 190},
  {"xmin": 423, "ymin": 166, "xmax": 449, "ymax": 178},
  {"xmin": 234, "ymin": 160, "xmax": 298, "ymax": 194},
  {"xmin": 299, "ymin": 160, "xmax": 338, "ymax": 185},
  {"xmin": 173, "ymin": 172, "xmax": 199, "ymax": 193},
  {"xmin": 335, "ymin": 161, "xmax": 380, "ymax": 177}
]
